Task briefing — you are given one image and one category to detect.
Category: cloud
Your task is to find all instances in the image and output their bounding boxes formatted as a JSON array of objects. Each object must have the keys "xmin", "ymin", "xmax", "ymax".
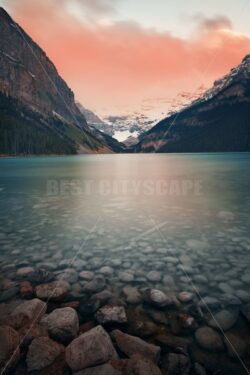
[{"xmin": 4, "ymin": 1, "xmax": 250, "ymax": 112}]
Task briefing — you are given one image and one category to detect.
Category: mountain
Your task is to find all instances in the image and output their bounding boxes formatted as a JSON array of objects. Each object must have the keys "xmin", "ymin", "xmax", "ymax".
[
  {"xmin": 134, "ymin": 56, "xmax": 250, "ymax": 153},
  {"xmin": 0, "ymin": 7, "xmax": 122, "ymax": 155},
  {"xmin": 76, "ymin": 102, "xmax": 114, "ymax": 136}
]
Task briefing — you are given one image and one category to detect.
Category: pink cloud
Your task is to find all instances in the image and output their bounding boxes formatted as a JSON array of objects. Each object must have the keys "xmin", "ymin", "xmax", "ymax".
[{"xmin": 8, "ymin": 0, "xmax": 250, "ymax": 111}]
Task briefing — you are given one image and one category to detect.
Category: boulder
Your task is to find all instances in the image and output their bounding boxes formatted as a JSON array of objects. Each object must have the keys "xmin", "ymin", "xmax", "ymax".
[
  {"xmin": 26, "ymin": 336, "xmax": 64, "ymax": 372},
  {"xmin": 11, "ymin": 299, "xmax": 46, "ymax": 328},
  {"xmin": 41, "ymin": 307, "xmax": 79, "ymax": 344},
  {"xmin": 95, "ymin": 305, "xmax": 127, "ymax": 325},
  {"xmin": 0, "ymin": 326, "xmax": 20, "ymax": 370},
  {"xmin": 111, "ymin": 329, "xmax": 160, "ymax": 363},
  {"xmin": 195, "ymin": 327, "xmax": 224, "ymax": 352},
  {"xmin": 35, "ymin": 281, "xmax": 70, "ymax": 301},
  {"xmin": 19, "ymin": 281, "xmax": 33, "ymax": 299},
  {"xmin": 74, "ymin": 363, "xmax": 121, "ymax": 375},
  {"xmin": 161, "ymin": 353, "xmax": 191, "ymax": 375},
  {"xmin": 28, "ymin": 269, "xmax": 54, "ymax": 284},
  {"xmin": 123, "ymin": 287, "xmax": 142, "ymax": 304},
  {"xmin": 66, "ymin": 325, "xmax": 118, "ymax": 371},
  {"xmin": 125, "ymin": 354, "xmax": 162, "ymax": 375}
]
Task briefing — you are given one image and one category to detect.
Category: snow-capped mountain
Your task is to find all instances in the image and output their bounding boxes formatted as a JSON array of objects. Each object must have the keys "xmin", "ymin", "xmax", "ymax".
[{"xmin": 134, "ymin": 55, "xmax": 250, "ymax": 153}]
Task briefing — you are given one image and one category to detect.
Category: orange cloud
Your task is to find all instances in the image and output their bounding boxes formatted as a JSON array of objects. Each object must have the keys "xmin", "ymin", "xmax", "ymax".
[{"xmin": 7, "ymin": 0, "xmax": 250, "ymax": 112}]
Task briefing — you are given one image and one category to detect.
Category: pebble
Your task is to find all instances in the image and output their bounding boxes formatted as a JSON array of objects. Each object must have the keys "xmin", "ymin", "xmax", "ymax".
[
  {"xmin": 82, "ymin": 276, "xmax": 106, "ymax": 293},
  {"xmin": 162, "ymin": 353, "xmax": 191, "ymax": 375},
  {"xmin": 224, "ymin": 332, "xmax": 247, "ymax": 358},
  {"xmin": 41, "ymin": 307, "xmax": 79, "ymax": 344},
  {"xmin": 26, "ymin": 336, "xmax": 64, "ymax": 371},
  {"xmin": 145, "ymin": 289, "xmax": 173, "ymax": 308},
  {"xmin": 235, "ymin": 290, "xmax": 250, "ymax": 303},
  {"xmin": 66, "ymin": 325, "xmax": 118, "ymax": 371},
  {"xmin": 79, "ymin": 271, "xmax": 94, "ymax": 281},
  {"xmin": 99, "ymin": 266, "xmax": 114, "ymax": 275},
  {"xmin": 195, "ymin": 326, "xmax": 224, "ymax": 352},
  {"xmin": 28, "ymin": 269, "xmax": 54, "ymax": 284},
  {"xmin": 146, "ymin": 271, "xmax": 162, "ymax": 282},
  {"xmin": 19, "ymin": 281, "xmax": 33, "ymax": 299},
  {"xmin": 122, "ymin": 286, "xmax": 142, "ymax": 304},
  {"xmin": 178, "ymin": 291, "xmax": 194, "ymax": 303},
  {"xmin": 118, "ymin": 272, "xmax": 134, "ymax": 282},
  {"xmin": 16, "ymin": 267, "xmax": 34, "ymax": 277},
  {"xmin": 208, "ymin": 309, "xmax": 238, "ymax": 331},
  {"xmin": 36, "ymin": 280, "xmax": 70, "ymax": 301},
  {"xmin": 111, "ymin": 329, "xmax": 160, "ymax": 363},
  {"xmin": 95, "ymin": 305, "xmax": 127, "ymax": 325}
]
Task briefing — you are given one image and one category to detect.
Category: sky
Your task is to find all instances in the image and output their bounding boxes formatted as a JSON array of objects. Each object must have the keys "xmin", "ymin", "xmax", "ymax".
[{"xmin": 1, "ymin": 0, "xmax": 250, "ymax": 117}]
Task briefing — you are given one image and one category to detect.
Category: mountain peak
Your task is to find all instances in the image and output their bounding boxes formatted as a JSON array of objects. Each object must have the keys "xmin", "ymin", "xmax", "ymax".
[
  {"xmin": 242, "ymin": 54, "xmax": 250, "ymax": 64},
  {"xmin": 0, "ymin": 7, "xmax": 13, "ymax": 22}
]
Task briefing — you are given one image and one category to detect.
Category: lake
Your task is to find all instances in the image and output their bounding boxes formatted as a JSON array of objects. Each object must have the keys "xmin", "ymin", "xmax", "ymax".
[{"xmin": 1, "ymin": 153, "xmax": 250, "ymax": 373}]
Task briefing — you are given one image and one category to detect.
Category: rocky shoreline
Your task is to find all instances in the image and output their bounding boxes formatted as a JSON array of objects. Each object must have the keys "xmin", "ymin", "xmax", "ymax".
[{"xmin": 0, "ymin": 266, "xmax": 250, "ymax": 375}]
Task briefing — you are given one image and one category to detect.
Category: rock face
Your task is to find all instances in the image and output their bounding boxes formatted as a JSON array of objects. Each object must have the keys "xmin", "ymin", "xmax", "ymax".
[
  {"xmin": 0, "ymin": 7, "xmax": 123, "ymax": 155},
  {"xmin": 35, "ymin": 281, "xmax": 70, "ymax": 301},
  {"xmin": 41, "ymin": 307, "xmax": 79, "ymax": 344},
  {"xmin": 95, "ymin": 305, "xmax": 127, "ymax": 325},
  {"xmin": 111, "ymin": 330, "xmax": 161, "ymax": 363},
  {"xmin": 66, "ymin": 325, "xmax": 118, "ymax": 371},
  {"xmin": 134, "ymin": 55, "xmax": 250, "ymax": 153},
  {"xmin": 26, "ymin": 336, "xmax": 64, "ymax": 371},
  {"xmin": 195, "ymin": 327, "xmax": 224, "ymax": 352}
]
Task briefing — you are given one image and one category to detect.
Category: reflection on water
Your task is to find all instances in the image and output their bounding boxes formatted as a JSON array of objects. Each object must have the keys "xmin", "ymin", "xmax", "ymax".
[{"xmin": 0, "ymin": 153, "xmax": 250, "ymax": 373}]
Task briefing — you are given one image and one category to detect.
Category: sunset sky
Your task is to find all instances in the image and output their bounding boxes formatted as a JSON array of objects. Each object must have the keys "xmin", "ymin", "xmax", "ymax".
[{"xmin": 1, "ymin": 0, "xmax": 250, "ymax": 117}]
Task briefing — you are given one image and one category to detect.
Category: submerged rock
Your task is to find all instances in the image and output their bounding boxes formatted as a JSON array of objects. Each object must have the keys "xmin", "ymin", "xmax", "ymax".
[
  {"xmin": 111, "ymin": 329, "xmax": 160, "ymax": 363},
  {"xmin": 195, "ymin": 327, "xmax": 224, "ymax": 352},
  {"xmin": 16, "ymin": 267, "xmax": 34, "ymax": 278},
  {"xmin": 208, "ymin": 310, "xmax": 238, "ymax": 331},
  {"xmin": 11, "ymin": 298, "xmax": 46, "ymax": 328},
  {"xmin": 79, "ymin": 271, "xmax": 94, "ymax": 281},
  {"xmin": 28, "ymin": 269, "xmax": 54, "ymax": 284},
  {"xmin": 146, "ymin": 271, "xmax": 162, "ymax": 282},
  {"xmin": 41, "ymin": 307, "xmax": 79, "ymax": 344},
  {"xmin": 241, "ymin": 303, "xmax": 250, "ymax": 323},
  {"xmin": 82, "ymin": 276, "xmax": 106, "ymax": 294},
  {"xmin": 95, "ymin": 305, "xmax": 127, "ymax": 325},
  {"xmin": 26, "ymin": 336, "xmax": 64, "ymax": 371},
  {"xmin": 224, "ymin": 332, "xmax": 247, "ymax": 358},
  {"xmin": 161, "ymin": 353, "xmax": 191, "ymax": 375},
  {"xmin": 19, "ymin": 281, "xmax": 33, "ymax": 299},
  {"xmin": 0, "ymin": 325, "xmax": 20, "ymax": 370},
  {"xmin": 145, "ymin": 289, "xmax": 173, "ymax": 308},
  {"xmin": 125, "ymin": 354, "xmax": 162, "ymax": 375},
  {"xmin": 123, "ymin": 286, "xmax": 142, "ymax": 304},
  {"xmin": 35, "ymin": 280, "xmax": 70, "ymax": 301},
  {"xmin": 74, "ymin": 363, "xmax": 121, "ymax": 375},
  {"xmin": 66, "ymin": 325, "xmax": 118, "ymax": 371},
  {"xmin": 178, "ymin": 291, "xmax": 194, "ymax": 303}
]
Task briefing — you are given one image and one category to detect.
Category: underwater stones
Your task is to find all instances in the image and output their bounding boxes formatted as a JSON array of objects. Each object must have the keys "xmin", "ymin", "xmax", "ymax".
[
  {"xmin": 82, "ymin": 276, "xmax": 106, "ymax": 294},
  {"xmin": 218, "ymin": 282, "xmax": 234, "ymax": 294},
  {"xmin": 145, "ymin": 289, "xmax": 173, "ymax": 308},
  {"xmin": 195, "ymin": 327, "xmax": 224, "ymax": 352},
  {"xmin": 26, "ymin": 336, "xmax": 64, "ymax": 372},
  {"xmin": 178, "ymin": 291, "xmax": 194, "ymax": 303},
  {"xmin": 241, "ymin": 303, "xmax": 250, "ymax": 323},
  {"xmin": 28, "ymin": 269, "xmax": 54, "ymax": 284},
  {"xmin": 74, "ymin": 363, "xmax": 121, "ymax": 375},
  {"xmin": 95, "ymin": 305, "xmax": 127, "ymax": 325},
  {"xmin": 79, "ymin": 271, "xmax": 94, "ymax": 281},
  {"xmin": 123, "ymin": 286, "xmax": 142, "ymax": 304},
  {"xmin": 99, "ymin": 266, "xmax": 114, "ymax": 276},
  {"xmin": 66, "ymin": 325, "xmax": 118, "ymax": 371},
  {"xmin": 0, "ymin": 287, "xmax": 19, "ymax": 302},
  {"xmin": 19, "ymin": 281, "xmax": 33, "ymax": 299},
  {"xmin": 125, "ymin": 354, "xmax": 162, "ymax": 375},
  {"xmin": 11, "ymin": 298, "xmax": 46, "ymax": 328},
  {"xmin": 198, "ymin": 296, "xmax": 221, "ymax": 310},
  {"xmin": 208, "ymin": 310, "xmax": 238, "ymax": 331},
  {"xmin": 146, "ymin": 271, "xmax": 162, "ymax": 282},
  {"xmin": 235, "ymin": 290, "xmax": 250, "ymax": 303},
  {"xmin": 224, "ymin": 332, "xmax": 247, "ymax": 358},
  {"xmin": 42, "ymin": 307, "xmax": 79, "ymax": 344},
  {"xmin": 56, "ymin": 269, "xmax": 78, "ymax": 284},
  {"xmin": 161, "ymin": 353, "xmax": 191, "ymax": 375},
  {"xmin": 35, "ymin": 280, "xmax": 70, "ymax": 301},
  {"xmin": 118, "ymin": 272, "xmax": 134, "ymax": 282},
  {"xmin": 241, "ymin": 274, "xmax": 250, "ymax": 284},
  {"xmin": 0, "ymin": 325, "xmax": 20, "ymax": 369},
  {"xmin": 111, "ymin": 330, "xmax": 160, "ymax": 363},
  {"xmin": 16, "ymin": 267, "xmax": 34, "ymax": 278}
]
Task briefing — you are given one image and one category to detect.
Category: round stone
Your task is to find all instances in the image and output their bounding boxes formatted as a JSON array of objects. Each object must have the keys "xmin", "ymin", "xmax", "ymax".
[
  {"xmin": 195, "ymin": 327, "xmax": 224, "ymax": 352},
  {"xmin": 146, "ymin": 271, "xmax": 162, "ymax": 282},
  {"xmin": 35, "ymin": 281, "xmax": 70, "ymax": 301},
  {"xmin": 146, "ymin": 289, "xmax": 173, "ymax": 308},
  {"xmin": 208, "ymin": 310, "xmax": 238, "ymax": 331},
  {"xmin": 26, "ymin": 337, "xmax": 64, "ymax": 371},
  {"xmin": 178, "ymin": 291, "xmax": 194, "ymax": 303},
  {"xmin": 79, "ymin": 271, "xmax": 94, "ymax": 281}
]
